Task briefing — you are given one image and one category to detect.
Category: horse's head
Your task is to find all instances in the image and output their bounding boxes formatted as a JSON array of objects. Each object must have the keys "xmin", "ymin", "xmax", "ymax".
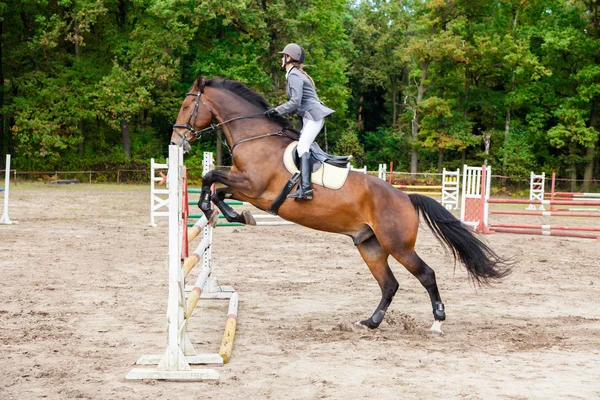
[{"xmin": 170, "ymin": 76, "xmax": 214, "ymax": 153}]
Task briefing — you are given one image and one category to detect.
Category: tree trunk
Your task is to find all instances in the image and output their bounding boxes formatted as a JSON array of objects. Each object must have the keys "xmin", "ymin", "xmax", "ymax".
[
  {"xmin": 391, "ymin": 75, "xmax": 397, "ymax": 126},
  {"xmin": 569, "ymin": 143, "xmax": 577, "ymax": 192},
  {"xmin": 503, "ymin": 106, "xmax": 510, "ymax": 173},
  {"xmin": 75, "ymin": 30, "xmax": 84, "ymax": 157},
  {"xmin": 78, "ymin": 122, "xmax": 84, "ymax": 157},
  {"xmin": 357, "ymin": 95, "xmax": 363, "ymax": 131},
  {"xmin": 569, "ymin": 166, "xmax": 577, "ymax": 192},
  {"xmin": 121, "ymin": 118, "xmax": 131, "ymax": 158},
  {"xmin": 437, "ymin": 148, "xmax": 443, "ymax": 173},
  {"xmin": 272, "ymin": 66, "xmax": 279, "ymax": 91},
  {"xmin": 411, "ymin": 61, "xmax": 429, "ymax": 175},
  {"xmin": 264, "ymin": 0, "xmax": 279, "ymax": 92},
  {"xmin": 583, "ymin": 146, "xmax": 595, "ymax": 192},
  {"xmin": 410, "ymin": 121, "xmax": 418, "ymax": 175},
  {"xmin": 585, "ymin": 95, "xmax": 599, "ymax": 191}
]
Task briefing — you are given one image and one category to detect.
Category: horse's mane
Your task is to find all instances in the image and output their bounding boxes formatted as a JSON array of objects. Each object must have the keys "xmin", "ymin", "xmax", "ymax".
[{"xmin": 203, "ymin": 77, "xmax": 295, "ymax": 131}]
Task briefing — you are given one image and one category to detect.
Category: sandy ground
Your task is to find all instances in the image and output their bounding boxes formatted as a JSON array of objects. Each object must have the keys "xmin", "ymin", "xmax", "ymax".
[{"xmin": 1, "ymin": 183, "xmax": 599, "ymax": 400}]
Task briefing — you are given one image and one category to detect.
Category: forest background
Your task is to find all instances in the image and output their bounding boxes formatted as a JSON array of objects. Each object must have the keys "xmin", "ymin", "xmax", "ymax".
[{"xmin": 1, "ymin": 0, "xmax": 599, "ymax": 190}]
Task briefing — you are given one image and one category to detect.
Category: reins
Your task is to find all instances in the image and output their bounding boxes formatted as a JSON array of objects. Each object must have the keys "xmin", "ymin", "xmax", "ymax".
[
  {"xmin": 230, "ymin": 129, "xmax": 298, "ymax": 153},
  {"xmin": 172, "ymin": 83, "xmax": 298, "ymax": 154}
]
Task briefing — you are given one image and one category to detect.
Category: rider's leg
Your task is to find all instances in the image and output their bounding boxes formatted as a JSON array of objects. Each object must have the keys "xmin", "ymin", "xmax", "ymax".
[
  {"xmin": 288, "ymin": 118, "xmax": 324, "ymax": 200},
  {"xmin": 296, "ymin": 118, "xmax": 324, "ymax": 156}
]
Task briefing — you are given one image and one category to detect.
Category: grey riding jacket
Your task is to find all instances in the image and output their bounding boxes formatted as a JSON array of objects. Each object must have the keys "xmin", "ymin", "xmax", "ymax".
[{"xmin": 275, "ymin": 67, "xmax": 335, "ymax": 121}]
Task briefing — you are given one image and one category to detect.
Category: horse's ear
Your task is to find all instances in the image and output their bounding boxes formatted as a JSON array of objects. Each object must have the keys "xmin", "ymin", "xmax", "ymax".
[{"xmin": 195, "ymin": 74, "xmax": 206, "ymax": 93}]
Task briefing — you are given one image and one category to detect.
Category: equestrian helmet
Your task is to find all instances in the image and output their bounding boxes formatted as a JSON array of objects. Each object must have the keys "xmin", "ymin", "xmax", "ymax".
[{"xmin": 279, "ymin": 43, "xmax": 306, "ymax": 63}]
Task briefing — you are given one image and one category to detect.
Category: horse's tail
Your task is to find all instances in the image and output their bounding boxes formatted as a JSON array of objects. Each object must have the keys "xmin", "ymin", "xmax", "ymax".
[{"xmin": 408, "ymin": 194, "xmax": 512, "ymax": 285}]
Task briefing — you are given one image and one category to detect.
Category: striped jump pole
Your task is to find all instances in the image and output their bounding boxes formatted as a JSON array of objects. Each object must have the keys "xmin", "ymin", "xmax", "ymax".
[
  {"xmin": 488, "ymin": 199, "xmax": 600, "ymax": 207},
  {"xmin": 490, "ymin": 210, "xmax": 600, "ymax": 218},
  {"xmin": 548, "ymin": 192, "xmax": 600, "ymax": 198},
  {"xmin": 183, "ymin": 235, "xmax": 211, "ymax": 278},
  {"xmin": 489, "ymin": 225, "xmax": 600, "ymax": 240},
  {"xmin": 490, "ymin": 223, "xmax": 600, "ymax": 233},
  {"xmin": 185, "ymin": 265, "xmax": 212, "ymax": 319},
  {"xmin": 219, "ymin": 292, "xmax": 239, "ymax": 364},
  {"xmin": 392, "ymin": 184, "xmax": 443, "ymax": 196},
  {"xmin": 188, "ymin": 215, "xmax": 210, "ymax": 242},
  {"xmin": 542, "ymin": 173, "xmax": 600, "ymax": 212}
]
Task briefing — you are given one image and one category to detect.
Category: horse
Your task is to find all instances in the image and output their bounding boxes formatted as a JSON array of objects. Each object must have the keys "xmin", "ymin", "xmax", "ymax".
[{"xmin": 170, "ymin": 75, "xmax": 511, "ymax": 333}]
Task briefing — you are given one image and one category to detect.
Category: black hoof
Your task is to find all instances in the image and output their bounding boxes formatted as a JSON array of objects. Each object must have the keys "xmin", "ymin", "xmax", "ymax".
[
  {"xmin": 358, "ymin": 318, "xmax": 380, "ymax": 329},
  {"xmin": 359, "ymin": 310, "xmax": 385, "ymax": 329}
]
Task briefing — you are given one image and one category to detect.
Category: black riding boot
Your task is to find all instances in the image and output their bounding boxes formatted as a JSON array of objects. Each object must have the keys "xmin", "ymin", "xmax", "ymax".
[{"xmin": 288, "ymin": 153, "xmax": 313, "ymax": 200}]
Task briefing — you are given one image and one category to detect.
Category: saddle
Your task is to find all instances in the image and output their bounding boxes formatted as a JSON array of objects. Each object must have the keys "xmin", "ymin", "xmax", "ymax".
[
  {"xmin": 283, "ymin": 142, "xmax": 353, "ymax": 190},
  {"xmin": 292, "ymin": 142, "xmax": 353, "ymax": 171},
  {"xmin": 269, "ymin": 142, "xmax": 353, "ymax": 215}
]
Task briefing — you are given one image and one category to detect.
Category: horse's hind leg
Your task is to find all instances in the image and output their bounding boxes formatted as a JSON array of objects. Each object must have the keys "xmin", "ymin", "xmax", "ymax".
[
  {"xmin": 356, "ymin": 235, "xmax": 399, "ymax": 329},
  {"xmin": 391, "ymin": 250, "xmax": 445, "ymax": 333}
]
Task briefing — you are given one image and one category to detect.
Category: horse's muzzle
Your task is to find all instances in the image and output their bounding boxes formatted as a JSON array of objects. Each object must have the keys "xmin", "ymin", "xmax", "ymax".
[{"xmin": 170, "ymin": 139, "xmax": 191, "ymax": 153}]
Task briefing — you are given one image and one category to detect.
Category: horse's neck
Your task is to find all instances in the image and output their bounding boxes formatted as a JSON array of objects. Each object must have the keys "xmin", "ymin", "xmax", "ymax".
[{"xmin": 210, "ymin": 92, "xmax": 285, "ymax": 148}]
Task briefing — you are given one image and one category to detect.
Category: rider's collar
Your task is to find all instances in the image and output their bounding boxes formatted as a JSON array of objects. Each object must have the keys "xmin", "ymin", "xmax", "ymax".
[{"xmin": 286, "ymin": 65, "xmax": 296, "ymax": 79}]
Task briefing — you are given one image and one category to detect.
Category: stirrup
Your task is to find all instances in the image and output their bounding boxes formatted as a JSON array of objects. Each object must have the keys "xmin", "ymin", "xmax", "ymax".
[{"xmin": 288, "ymin": 188, "xmax": 313, "ymax": 200}]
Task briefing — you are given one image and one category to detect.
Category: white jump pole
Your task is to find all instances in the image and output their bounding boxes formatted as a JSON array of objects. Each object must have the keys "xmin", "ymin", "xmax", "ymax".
[
  {"xmin": 441, "ymin": 168, "xmax": 460, "ymax": 210},
  {"xmin": 127, "ymin": 146, "xmax": 238, "ymax": 381},
  {"xmin": 526, "ymin": 172, "xmax": 545, "ymax": 211},
  {"xmin": 1, "ymin": 154, "xmax": 18, "ymax": 225},
  {"xmin": 149, "ymin": 157, "xmax": 169, "ymax": 227},
  {"xmin": 127, "ymin": 145, "xmax": 221, "ymax": 381}
]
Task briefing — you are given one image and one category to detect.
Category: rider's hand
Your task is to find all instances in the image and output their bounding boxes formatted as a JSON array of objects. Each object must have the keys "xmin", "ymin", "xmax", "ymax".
[{"xmin": 265, "ymin": 108, "xmax": 279, "ymax": 116}]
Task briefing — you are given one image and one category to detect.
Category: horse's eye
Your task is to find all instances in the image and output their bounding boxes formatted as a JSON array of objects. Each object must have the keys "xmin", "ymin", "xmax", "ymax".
[{"xmin": 183, "ymin": 105, "xmax": 190, "ymax": 111}]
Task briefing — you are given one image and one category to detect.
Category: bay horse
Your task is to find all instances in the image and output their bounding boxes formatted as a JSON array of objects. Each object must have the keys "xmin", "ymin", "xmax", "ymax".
[{"xmin": 170, "ymin": 76, "xmax": 511, "ymax": 333}]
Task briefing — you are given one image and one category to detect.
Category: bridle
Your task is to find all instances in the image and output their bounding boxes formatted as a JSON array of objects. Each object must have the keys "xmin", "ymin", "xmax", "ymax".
[{"xmin": 172, "ymin": 80, "xmax": 297, "ymax": 152}]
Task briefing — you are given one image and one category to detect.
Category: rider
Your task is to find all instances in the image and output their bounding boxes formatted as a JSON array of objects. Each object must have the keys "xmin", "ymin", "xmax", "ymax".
[{"xmin": 266, "ymin": 43, "xmax": 334, "ymax": 201}]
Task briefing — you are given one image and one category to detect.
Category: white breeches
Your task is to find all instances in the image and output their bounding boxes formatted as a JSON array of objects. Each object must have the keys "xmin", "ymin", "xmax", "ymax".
[{"xmin": 297, "ymin": 118, "xmax": 324, "ymax": 156}]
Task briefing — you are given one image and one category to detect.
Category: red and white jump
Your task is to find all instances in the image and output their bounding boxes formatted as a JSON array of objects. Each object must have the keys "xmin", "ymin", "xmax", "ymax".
[{"xmin": 461, "ymin": 165, "xmax": 600, "ymax": 240}]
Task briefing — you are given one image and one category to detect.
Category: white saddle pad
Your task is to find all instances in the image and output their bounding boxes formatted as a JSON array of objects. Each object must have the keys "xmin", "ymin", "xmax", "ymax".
[{"xmin": 283, "ymin": 142, "xmax": 350, "ymax": 190}]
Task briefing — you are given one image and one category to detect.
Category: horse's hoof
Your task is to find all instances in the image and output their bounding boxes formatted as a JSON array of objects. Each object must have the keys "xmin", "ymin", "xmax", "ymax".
[
  {"xmin": 429, "ymin": 320, "xmax": 444, "ymax": 335},
  {"xmin": 242, "ymin": 210, "xmax": 256, "ymax": 226},
  {"xmin": 208, "ymin": 210, "xmax": 220, "ymax": 228},
  {"xmin": 353, "ymin": 321, "xmax": 369, "ymax": 330}
]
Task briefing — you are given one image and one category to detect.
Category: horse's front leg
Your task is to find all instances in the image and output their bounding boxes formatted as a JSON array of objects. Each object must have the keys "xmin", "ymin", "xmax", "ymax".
[
  {"xmin": 199, "ymin": 170, "xmax": 257, "ymax": 226},
  {"xmin": 211, "ymin": 188, "xmax": 256, "ymax": 225}
]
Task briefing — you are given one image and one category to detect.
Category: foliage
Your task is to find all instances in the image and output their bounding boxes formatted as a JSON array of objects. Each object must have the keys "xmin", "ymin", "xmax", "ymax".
[
  {"xmin": 334, "ymin": 126, "xmax": 365, "ymax": 167},
  {"xmin": 0, "ymin": 0, "xmax": 598, "ymax": 184}
]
